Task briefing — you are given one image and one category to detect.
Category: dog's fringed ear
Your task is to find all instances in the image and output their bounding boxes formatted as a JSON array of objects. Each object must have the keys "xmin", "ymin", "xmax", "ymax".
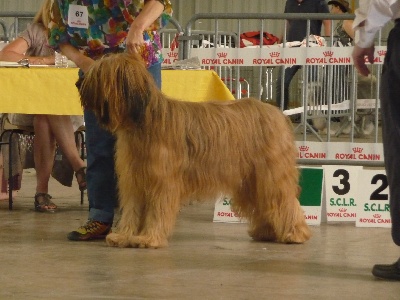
[
  {"xmin": 78, "ymin": 63, "xmax": 114, "ymax": 128},
  {"xmin": 118, "ymin": 54, "xmax": 154, "ymax": 124},
  {"xmin": 82, "ymin": 53, "xmax": 157, "ymax": 128},
  {"xmin": 100, "ymin": 101, "xmax": 110, "ymax": 125},
  {"xmin": 123, "ymin": 78, "xmax": 150, "ymax": 124}
]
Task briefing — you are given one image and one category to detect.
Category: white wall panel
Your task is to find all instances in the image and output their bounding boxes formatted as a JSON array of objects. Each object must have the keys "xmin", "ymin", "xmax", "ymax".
[
  {"xmin": 1, "ymin": 0, "xmax": 368, "ymax": 41},
  {"xmin": 0, "ymin": 0, "xmax": 42, "ymax": 11},
  {"xmin": 171, "ymin": 0, "xmax": 287, "ymax": 36},
  {"xmin": 0, "ymin": 0, "xmax": 288, "ymax": 40}
]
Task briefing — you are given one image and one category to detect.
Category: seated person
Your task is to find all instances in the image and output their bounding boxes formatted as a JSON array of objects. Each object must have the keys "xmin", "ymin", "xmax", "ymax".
[{"xmin": 0, "ymin": 0, "xmax": 86, "ymax": 212}]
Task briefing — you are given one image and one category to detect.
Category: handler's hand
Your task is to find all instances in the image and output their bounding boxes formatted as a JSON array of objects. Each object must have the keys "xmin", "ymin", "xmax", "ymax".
[
  {"xmin": 352, "ymin": 45, "xmax": 375, "ymax": 77},
  {"xmin": 125, "ymin": 28, "xmax": 145, "ymax": 54},
  {"xmin": 79, "ymin": 56, "xmax": 95, "ymax": 74},
  {"xmin": 59, "ymin": 43, "xmax": 94, "ymax": 74}
]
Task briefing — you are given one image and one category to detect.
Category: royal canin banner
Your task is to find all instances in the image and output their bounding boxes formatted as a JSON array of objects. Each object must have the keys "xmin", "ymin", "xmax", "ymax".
[
  {"xmin": 296, "ymin": 141, "xmax": 384, "ymax": 163},
  {"xmin": 166, "ymin": 46, "xmax": 387, "ymax": 67},
  {"xmin": 162, "ymin": 48, "xmax": 179, "ymax": 65}
]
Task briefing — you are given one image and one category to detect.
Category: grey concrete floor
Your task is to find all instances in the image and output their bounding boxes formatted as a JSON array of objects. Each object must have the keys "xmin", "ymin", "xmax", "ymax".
[{"xmin": 1, "ymin": 169, "xmax": 400, "ymax": 299}]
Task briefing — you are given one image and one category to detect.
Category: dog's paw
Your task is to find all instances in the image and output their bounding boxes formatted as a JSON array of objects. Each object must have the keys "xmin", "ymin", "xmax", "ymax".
[
  {"xmin": 129, "ymin": 235, "xmax": 168, "ymax": 249},
  {"xmin": 106, "ymin": 233, "xmax": 131, "ymax": 248},
  {"xmin": 280, "ymin": 225, "xmax": 312, "ymax": 244}
]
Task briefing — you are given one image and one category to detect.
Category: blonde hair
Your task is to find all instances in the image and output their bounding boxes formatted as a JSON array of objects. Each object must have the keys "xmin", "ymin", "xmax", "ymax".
[{"xmin": 33, "ymin": 0, "xmax": 51, "ymax": 26}]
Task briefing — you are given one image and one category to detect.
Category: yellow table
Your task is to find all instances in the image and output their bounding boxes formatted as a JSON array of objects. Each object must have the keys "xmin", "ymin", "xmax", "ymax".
[
  {"xmin": 0, "ymin": 67, "xmax": 234, "ymax": 115},
  {"xmin": 161, "ymin": 69, "xmax": 235, "ymax": 102}
]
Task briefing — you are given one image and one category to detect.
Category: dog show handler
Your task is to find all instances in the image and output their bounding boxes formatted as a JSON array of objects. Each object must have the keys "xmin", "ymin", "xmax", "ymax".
[{"xmin": 48, "ymin": 0, "xmax": 173, "ymax": 241}]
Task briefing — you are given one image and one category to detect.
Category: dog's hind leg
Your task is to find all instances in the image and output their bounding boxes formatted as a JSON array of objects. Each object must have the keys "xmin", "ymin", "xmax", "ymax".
[
  {"xmin": 273, "ymin": 198, "xmax": 311, "ymax": 244},
  {"xmin": 240, "ymin": 166, "xmax": 311, "ymax": 244},
  {"xmin": 232, "ymin": 172, "xmax": 277, "ymax": 242},
  {"xmin": 247, "ymin": 196, "xmax": 311, "ymax": 244}
]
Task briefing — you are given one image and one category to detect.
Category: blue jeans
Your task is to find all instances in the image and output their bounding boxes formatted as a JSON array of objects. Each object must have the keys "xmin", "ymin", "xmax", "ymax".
[
  {"xmin": 276, "ymin": 65, "xmax": 301, "ymax": 111},
  {"xmin": 84, "ymin": 63, "xmax": 162, "ymax": 223},
  {"xmin": 275, "ymin": 65, "xmax": 319, "ymax": 111}
]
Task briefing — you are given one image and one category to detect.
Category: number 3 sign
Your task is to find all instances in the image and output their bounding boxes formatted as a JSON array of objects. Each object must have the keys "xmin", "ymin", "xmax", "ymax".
[{"xmin": 324, "ymin": 166, "xmax": 362, "ymax": 222}]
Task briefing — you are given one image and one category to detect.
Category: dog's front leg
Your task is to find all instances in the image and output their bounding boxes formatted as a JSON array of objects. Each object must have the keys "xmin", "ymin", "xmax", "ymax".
[
  {"xmin": 106, "ymin": 197, "xmax": 143, "ymax": 248},
  {"xmin": 106, "ymin": 204, "xmax": 142, "ymax": 248},
  {"xmin": 128, "ymin": 191, "xmax": 182, "ymax": 248},
  {"xmin": 107, "ymin": 192, "xmax": 181, "ymax": 248},
  {"xmin": 106, "ymin": 181, "xmax": 143, "ymax": 248}
]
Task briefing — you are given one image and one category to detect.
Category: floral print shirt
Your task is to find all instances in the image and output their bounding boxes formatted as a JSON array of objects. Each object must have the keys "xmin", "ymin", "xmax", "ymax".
[{"xmin": 48, "ymin": 0, "xmax": 173, "ymax": 67}]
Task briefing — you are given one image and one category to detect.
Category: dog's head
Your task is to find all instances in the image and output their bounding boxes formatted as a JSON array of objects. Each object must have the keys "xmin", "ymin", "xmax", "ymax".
[{"xmin": 79, "ymin": 52, "xmax": 157, "ymax": 132}]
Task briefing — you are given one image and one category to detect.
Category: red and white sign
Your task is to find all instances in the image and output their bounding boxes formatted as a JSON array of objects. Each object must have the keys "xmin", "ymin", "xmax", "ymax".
[
  {"xmin": 161, "ymin": 48, "xmax": 179, "ymax": 66},
  {"xmin": 213, "ymin": 196, "xmax": 246, "ymax": 223},
  {"xmin": 296, "ymin": 141, "xmax": 384, "ymax": 163},
  {"xmin": 188, "ymin": 46, "xmax": 387, "ymax": 67}
]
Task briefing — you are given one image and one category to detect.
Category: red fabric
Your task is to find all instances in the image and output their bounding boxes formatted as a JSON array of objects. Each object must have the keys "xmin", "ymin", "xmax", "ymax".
[
  {"xmin": 170, "ymin": 33, "xmax": 180, "ymax": 51},
  {"xmin": 240, "ymin": 31, "xmax": 279, "ymax": 48}
]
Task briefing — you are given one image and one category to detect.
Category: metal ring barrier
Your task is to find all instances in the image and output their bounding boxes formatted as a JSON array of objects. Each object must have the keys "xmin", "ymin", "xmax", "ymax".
[
  {"xmin": 0, "ymin": 12, "xmax": 35, "ymax": 41},
  {"xmin": 0, "ymin": 11, "xmax": 388, "ymax": 167}
]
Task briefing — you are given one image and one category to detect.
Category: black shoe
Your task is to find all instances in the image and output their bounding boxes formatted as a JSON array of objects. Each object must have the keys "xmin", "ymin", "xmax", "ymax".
[{"xmin": 372, "ymin": 258, "xmax": 400, "ymax": 280}]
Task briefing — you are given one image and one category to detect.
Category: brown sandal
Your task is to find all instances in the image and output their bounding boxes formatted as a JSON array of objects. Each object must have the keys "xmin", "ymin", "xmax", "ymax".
[
  {"xmin": 34, "ymin": 193, "xmax": 57, "ymax": 213},
  {"xmin": 75, "ymin": 167, "xmax": 87, "ymax": 191}
]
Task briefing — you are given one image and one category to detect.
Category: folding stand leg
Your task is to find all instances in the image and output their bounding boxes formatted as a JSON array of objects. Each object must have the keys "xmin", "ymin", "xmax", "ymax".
[
  {"xmin": 75, "ymin": 130, "xmax": 86, "ymax": 205},
  {"xmin": 0, "ymin": 141, "xmax": 11, "ymax": 209},
  {"xmin": 7, "ymin": 131, "xmax": 14, "ymax": 210},
  {"xmin": 0, "ymin": 130, "xmax": 14, "ymax": 210}
]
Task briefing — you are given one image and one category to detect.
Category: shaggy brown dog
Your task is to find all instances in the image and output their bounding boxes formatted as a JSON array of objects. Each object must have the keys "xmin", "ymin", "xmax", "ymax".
[{"xmin": 79, "ymin": 52, "xmax": 311, "ymax": 248}]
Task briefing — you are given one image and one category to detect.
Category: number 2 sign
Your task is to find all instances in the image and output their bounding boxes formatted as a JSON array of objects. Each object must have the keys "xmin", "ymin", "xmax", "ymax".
[{"xmin": 356, "ymin": 169, "xmax": 391, "ymax": 228}]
